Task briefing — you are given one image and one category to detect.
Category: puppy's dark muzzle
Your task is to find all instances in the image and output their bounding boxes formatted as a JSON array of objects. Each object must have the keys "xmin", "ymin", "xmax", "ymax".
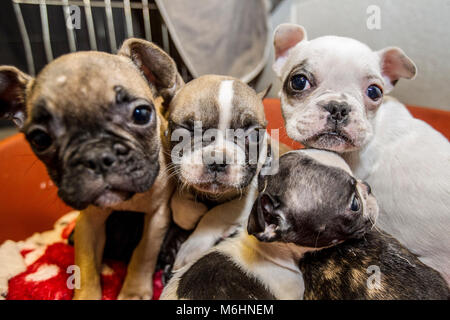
[
  {"xmin": 80, "ymin": 142, "xmax": 131, "ymax": 174},
  {"xmin": 58, "ymin": 138, "xmax": 159, "ymax": 210}
]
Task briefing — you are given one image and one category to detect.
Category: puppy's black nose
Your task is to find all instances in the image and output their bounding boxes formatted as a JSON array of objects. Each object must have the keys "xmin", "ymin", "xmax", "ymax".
[
  {"xmin": 83, "ymin": 150, "xmax": 117, "ymax": 172},
  {"xmin": 207, "ymin": 163, "xmax": 228, "ymax": 173},
  {"xmin": 101, "ymin": 153, "xmax": 116, "ymax": 167},
  {"xmin": 324, "ymin": 101, "xmax": 351, "ymax": 123}
]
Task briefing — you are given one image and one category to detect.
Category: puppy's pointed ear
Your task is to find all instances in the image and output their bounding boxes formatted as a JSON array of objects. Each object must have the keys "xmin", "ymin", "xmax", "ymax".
[
  {"xmin": 377, "ymin": 47, "xmax": 416, "ymax": 93},
  {"xmin": 273, "ymin": 24, "xmax": 307, "ymax": 77},
  {"xmin": 0, "ymin": 66, "xmax": 32, "ymax": 128},
  {"xmin": 118, "ymin": 39, "xmax": 184, "ymax": 103},
  {"xmin": 257, "ymin": 84, "xmax": 272, "ymax": 101},
  {"xmin": 247, "ymin": 193, "xmax": 286, "ymax": 242}
]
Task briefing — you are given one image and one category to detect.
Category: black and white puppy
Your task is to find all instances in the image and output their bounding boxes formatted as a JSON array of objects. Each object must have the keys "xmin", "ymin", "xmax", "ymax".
[{"xmin": 161, "ymin": 149, "xmax": 448, "ymax": 300}]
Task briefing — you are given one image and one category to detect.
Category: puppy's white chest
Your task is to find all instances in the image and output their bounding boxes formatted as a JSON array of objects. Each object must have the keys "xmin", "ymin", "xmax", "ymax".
[
  {"xmin": 220, "ymin": 240, "xmax": 305, "ymax": 300},
  {"xmin": 252, "ymin": 262, "xmax": 304, "ymax": 300}
]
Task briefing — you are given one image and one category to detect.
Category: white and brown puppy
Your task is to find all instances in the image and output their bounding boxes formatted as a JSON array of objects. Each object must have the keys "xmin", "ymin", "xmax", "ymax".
[
  {"xmin": 160, "ymin": 149, "xmax": 379, "ymax": 300},
  {"xmin": 167, "ymin": 75, "xmax": 269, "ymax": 229},
  {"xmin": 272, "ymin": 24, "xmax": 450, "ymax": 283},
  {"xmin": 162, "ymin": 75, "xmax": 275, "ymax": 272},
  {"xmin": 0, "ymin": 39, "xmax": 182, "ymax": 299},
  {"xmin": 162, "ymin": 150, "xmax": 449, "ymax": 300}
]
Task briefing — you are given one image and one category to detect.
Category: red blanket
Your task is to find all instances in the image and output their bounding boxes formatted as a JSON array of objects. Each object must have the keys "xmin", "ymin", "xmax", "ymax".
[{"xmin": 0, "ymin": 211, "xmax": 164, "ymax": 300}]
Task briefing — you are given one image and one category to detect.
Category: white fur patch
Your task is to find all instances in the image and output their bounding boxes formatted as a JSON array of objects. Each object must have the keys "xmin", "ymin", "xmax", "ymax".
[
  {"xmin": 218, "ymin": 80, "xmax": 234, "ymax": 132},
  {"xmin": 179, "ymin": 138, "xmax": 247, "ymax": 185},
  {"xmin": 273, "ymin": 55, "xmax": 289, "ymax": 77},
  {"xmin": 25, "ymin": 264, "xmax": 60, "ymax": 282}
]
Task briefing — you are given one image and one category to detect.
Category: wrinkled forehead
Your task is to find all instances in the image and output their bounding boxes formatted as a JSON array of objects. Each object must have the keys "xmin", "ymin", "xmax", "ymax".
[
  {"xmin": 169, "ymin": 75, "xmax": 266, "ymax": 129},
  {"xmin": 283, "ymin": 36, "xmax": 382, "ymax": 84},
  {"xmin": 28, "ymin": 52, "xmax": 152, "ymax": 114},
  {"xmin": 267, "ymin": 150, "xmax": 355, "ymax": 210},
  {"xmin": 266, "ymin": 150, "xmax": 354, "ymax": 190}
]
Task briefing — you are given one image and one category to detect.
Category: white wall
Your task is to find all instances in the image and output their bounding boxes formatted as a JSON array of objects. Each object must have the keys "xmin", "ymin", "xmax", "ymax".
[{"xmin": 256, "ymin": 0, "xmax": 450, "ymax": 110}]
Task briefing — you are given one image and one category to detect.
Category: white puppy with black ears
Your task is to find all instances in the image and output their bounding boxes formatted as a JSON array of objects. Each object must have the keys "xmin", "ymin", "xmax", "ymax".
[{"xmin": 272, "ymin": 23, "xmax": 450, "ymax": 283}]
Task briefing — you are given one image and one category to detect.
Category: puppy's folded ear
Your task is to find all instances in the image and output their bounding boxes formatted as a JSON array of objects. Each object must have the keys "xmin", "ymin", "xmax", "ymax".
[
  {"xmin": 247, "ymin": 193, "xmax": 286, "ymax": 242},
  {"xmin": 118, "ymin": 39, "xmax": 184, "ymax": 103},
  {"xmin": 377, "ymin": 47, "xmax": 417, "ymax": 93},
  {"xmin": 273, "ymin": 23, "xmax": 307, "ymax": 77},
  {"xmin": 0, "ymin": 66, "xmax": 32, "ymax": 128}
]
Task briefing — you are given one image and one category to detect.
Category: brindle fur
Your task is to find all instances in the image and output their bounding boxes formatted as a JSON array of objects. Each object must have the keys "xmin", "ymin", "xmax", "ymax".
[{"xmin": 299, "ymin": 230, "xmax": 450, "ymax": 300}]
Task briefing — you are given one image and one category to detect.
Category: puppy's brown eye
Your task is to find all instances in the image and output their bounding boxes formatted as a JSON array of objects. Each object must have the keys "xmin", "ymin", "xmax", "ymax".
[
  {"xmin": 132, "ymin": 105, "xmax": 152, "ymax": 125},
  {"xmin": 28, "ymin": 129, "xmax": 52, "ymax": 152},
  {"xmin": 350, "ymin": 194, "xmax": 360, "ymax": 212}
]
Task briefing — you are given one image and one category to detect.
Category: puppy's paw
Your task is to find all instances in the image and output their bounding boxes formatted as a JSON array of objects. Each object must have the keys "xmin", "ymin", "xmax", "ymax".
[
  {"xmin": 73, "ymin": 288, "xmax": 102, "ymax": 300},
  {"xmin": 117, "ymin": 290, "xmax": 152, "ymax": 300},
  {"xmin": 173, "ymin": 234, "xmax": 216, "ymax": 271},
  {"xmin": 171, "ymin": 192, "xmax": 208, "ymax": 230},
  {"xmin": 118, "ymin": 280, "xmax": 153, "ymax": 300}
]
